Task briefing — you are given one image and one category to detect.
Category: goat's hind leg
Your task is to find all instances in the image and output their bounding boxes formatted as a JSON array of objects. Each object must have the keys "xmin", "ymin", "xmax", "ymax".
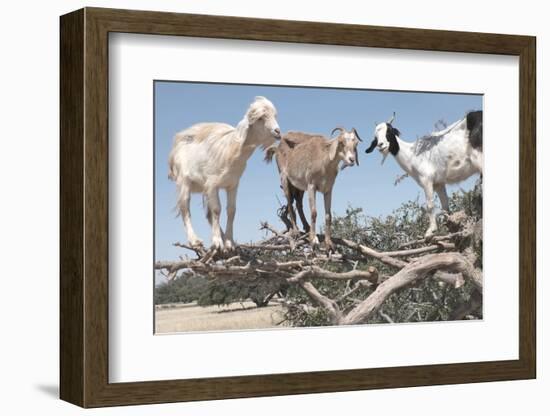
[
  {"xmin": 282, "ymin": 177, "xmax": 299, "ymax": 234},
  {"xmin": 224, "ymin": 186, "xmax": 238, "ymax": 251},
  {"xmin": 435, "ymin": 184, "xmax": 449, "ymax": 212},
  {"xmin": 435, "ymin": 184, "xmax": 450, "ymax": 229},
  {"xmin": 205, "ymin": 187, "xmax": 224, "ymax": 250},
  {"xmin": 178, "ymin": 183, "xmax": 202, "ymax": 247},
  {"xmin": 471, "ymin": 149, "xmax": 483, "ymax": 175},
  {"xmin": 435, "ymin": 183, "xmax": 450, "ymax": 216},
  {"xmin": 422, "ymin": 180, "xmax": 437, "ymax": 239},
  {"xmin": 307, "ymin": 184, "xmax": 320, "ymax": 248},
  {"xmin": 323, "ymin": 190, "xmax": 335, "ymax": 253},
  {"xmin": 293, "ymin": 187, "xmax": 310, "ymax": 234}
]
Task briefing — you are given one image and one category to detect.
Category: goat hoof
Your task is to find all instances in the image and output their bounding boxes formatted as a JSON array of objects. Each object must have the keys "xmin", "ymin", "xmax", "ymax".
[
  {"xmin": 424, "ymin": 230, "xmax": 435, "ymax": 241},
  {"xmin": 189, "ymin": 238, "xmax": 203, "ymax": 248},
  {"xmin": 310, "ymin": 236, "xmax": 320, "ymax": 249},
  {"xmin": 211, "ymin": 236, "xmax": 224, "ymax": 251},
  {"xmin": 438, "ymin": 212, "xmax": 450, "ymax": 222},
  {"xmin": 325, "ymin": 240, "xmax": 335, "ymax": 253},
  {"xmin": 288, "ymin": 228, "xmax": 300, "ymax": 237},
  {"xmin": 224, "ymin": 239, "xmax": 236, "ymax": 251}
]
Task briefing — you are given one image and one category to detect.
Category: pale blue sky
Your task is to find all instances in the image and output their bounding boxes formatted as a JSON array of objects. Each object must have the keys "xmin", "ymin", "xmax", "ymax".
[{"xmin": 154, "ymin": 81, "xmax": 482, "ymax": 266}]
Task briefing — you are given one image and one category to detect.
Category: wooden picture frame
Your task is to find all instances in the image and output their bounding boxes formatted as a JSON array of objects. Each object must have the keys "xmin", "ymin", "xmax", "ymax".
[{"xmin": 60, "ymin": 7, "xmax": 536, "ymax": 408}]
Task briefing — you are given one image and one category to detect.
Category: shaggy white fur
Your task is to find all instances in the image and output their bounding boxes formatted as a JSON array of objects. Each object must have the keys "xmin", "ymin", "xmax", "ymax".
[{"xmin": 169, "ymin": 97, "xmax": 281, "ymax": 250}]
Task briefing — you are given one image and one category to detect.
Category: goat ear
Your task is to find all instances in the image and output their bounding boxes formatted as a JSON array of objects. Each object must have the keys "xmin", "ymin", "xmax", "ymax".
[
  {"xmin": 283, "ymin": 137, "xmax": 298, "ymax": 149},
  {"xmin": 328, "ymin": 139, "xmax": 340, "ymax": 161},
  {"xmin": 247, "ymin": 108, "xmax": 262, "ymax": 125},
  {"xmin": 365, "ymin": 138, "xmax": 377, "ymax": 153},
  {"xmin": 352, "ymin": 128, "xmax": 363, "ymax": 142}
]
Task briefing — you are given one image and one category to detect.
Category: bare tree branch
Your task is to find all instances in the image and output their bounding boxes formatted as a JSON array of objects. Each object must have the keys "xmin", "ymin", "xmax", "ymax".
[
  {"xmin": 288, "ymin": 265, "xmax": 378, "ymax": 284},
  {"xmin": 398, "ymin": 231, "xmax": 465, "ymax": 249},
  {"xmin": 379, "ymin": 310, "xmax": 395, "ymax": 323},
  {"xmin": 433, "ymin": 271, "xmax": 465, "ymax": 288},
  {"xmin": 298, "ymin": 281, "xmax": 342, "ymax": 324},
  {"xmin": 336, "ymin": 280, "xmax": 373, "ymax": 303},
  {"xmin": 342, "ymin": 252, "xmax": 482, "ymax": 325},
  {"xmin": 394, "ymin": 172, "xmax": 409, "ymax": 186},
  {"xmin": 158, "ymin": 210, "xmax": 482, "ymax": 328},
  {"xmin": 331, "ymin": 237, "xmax": 408, "ymax": 268}
]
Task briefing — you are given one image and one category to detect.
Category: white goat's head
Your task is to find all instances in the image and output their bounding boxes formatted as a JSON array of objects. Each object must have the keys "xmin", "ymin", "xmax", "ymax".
[
  {"xmin": 365, "ymin": 112, "xmax": 400, "ymax": 164},
  {"xmin": 330, "ymin": 127, "xmax": 363, "ymax": 169},
  {"xmin": 245, "ymin": 96, "xmax": 281, "ymax": 148}
]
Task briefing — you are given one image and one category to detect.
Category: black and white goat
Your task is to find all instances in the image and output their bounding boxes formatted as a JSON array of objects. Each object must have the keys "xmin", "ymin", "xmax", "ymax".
[{"xmin": 365, "ymin": 111, "xmax": 483, "ymax": 238}]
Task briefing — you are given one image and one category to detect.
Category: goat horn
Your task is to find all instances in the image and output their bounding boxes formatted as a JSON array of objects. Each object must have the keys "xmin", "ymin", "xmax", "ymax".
[
  {"xmin": 352, "ymin": 127, "xmax": 363, "ymax": 142},
  {"xmin": 387, "ymin": 112, "xmax": 396, "ymax": 125},
  {"xmin": 330, "ymin": 126, "xmax": 345, "ymax": 137}
]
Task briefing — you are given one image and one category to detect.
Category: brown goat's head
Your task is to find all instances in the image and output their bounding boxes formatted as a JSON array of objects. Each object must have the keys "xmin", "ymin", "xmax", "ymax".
[{"xmin": 330, "ymin": 127, "xmax": 363, "ymax": 168}]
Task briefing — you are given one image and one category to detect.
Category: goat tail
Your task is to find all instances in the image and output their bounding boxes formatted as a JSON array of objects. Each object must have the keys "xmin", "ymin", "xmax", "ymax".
[
  {"xmin": 167, "ymin": 150, "xmax": 178, "ymax": 181},
  {"xmin": 264, "ymin": 144, "xmax": 277, "ymax": 164},
  {"xmin": 168, "ymin": 129, "xmax": 195, "ymax": 180},
  {"xmin": 168, "ymin": 165, "xmax": 177, "ymax": 181}
]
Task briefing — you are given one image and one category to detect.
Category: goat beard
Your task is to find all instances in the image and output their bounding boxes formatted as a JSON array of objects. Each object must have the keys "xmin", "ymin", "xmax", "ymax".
[
  {"xmin": 340, "ymin": 160, "xmax": 356, "ymax": 171},
  {"xmin": 381, "ymin": 152, "xmax": 389, "ymax": 165}
]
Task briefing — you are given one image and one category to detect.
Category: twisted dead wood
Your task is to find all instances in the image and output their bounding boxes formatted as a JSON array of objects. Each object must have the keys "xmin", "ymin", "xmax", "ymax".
[{"xmin": 155, "ymin": 214, "xmax": 481, "ymax": 325}]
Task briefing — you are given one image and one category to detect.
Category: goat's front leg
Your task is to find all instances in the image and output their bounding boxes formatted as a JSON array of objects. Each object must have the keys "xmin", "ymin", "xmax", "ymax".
[
  {"xmin": 435, "ymin": 184, "xmax": 449, "ymax": 212},
  {"xmin": 307, "ymin": 184, "xmax": 319, "ymax": 248},
  {"xmin": 323, "ymin": 190, "xmax": 334, "ymax": 252},
  {"xmin": 422, "ymin": 180, "xmax": 437, "ymax": 238},
  {"xmin": 205, "ymin": 187, "xmax": 224, "ymax": 250},
  {"xmin": 224, "ymin": 186, "xmax": 238, "ymax": 251}
]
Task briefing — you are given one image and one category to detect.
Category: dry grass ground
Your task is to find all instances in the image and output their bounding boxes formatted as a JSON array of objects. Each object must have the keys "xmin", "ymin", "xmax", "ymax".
[{"xmin": 155, "ymin": 301, "xmax": 288, "ymax": 334}]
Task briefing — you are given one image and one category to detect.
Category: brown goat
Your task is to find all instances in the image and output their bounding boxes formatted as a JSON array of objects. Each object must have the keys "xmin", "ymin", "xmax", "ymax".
[{"xmin": 265, "ymin": 127, "xmax": 362, "ymax": 250}]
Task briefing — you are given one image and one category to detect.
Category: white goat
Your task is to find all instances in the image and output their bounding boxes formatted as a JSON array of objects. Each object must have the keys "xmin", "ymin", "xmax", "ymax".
[
  {"xmin": 365, "ymin": 111, "xmax": 482, "ymax": 238},
  {"xmin": 265, "ymin": 127, "xmax": 362, "ymax": 250},
  {"xmin": 169, "ymin": 96, "xmax": 281, "ymax": 250}
]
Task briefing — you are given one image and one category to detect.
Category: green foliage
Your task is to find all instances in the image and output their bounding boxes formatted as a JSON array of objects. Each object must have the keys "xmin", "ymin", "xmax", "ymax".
[
  {"xmin": 155, "ymin": 274, "xmax": 287, "ymax": 308},
  {"xmin": 154, "ymin": 275, "xmax": 208, "ymax": 305},
  {"xmin": 197, "ymin": 277, "xmax": 286, "ymax": 308},
  {"xmin": 155, "ymin": 185, "xmax": 483, "ymax": 328},
  {"xmin": 449, "ymin": 180, "xmax": 483, "ymax": 220},
  {"xmin": 284, "ymin": 186, "xmax": 483, "ymax": 327}
]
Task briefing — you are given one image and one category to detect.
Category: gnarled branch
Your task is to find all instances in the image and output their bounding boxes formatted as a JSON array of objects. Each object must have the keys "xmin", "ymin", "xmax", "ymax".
[
  {"xmin": 157, "ymin": 212, "xmax": 482, "ymax": 325},
  {"xmin": 342, "ymin": 252, "xmax": 482, "ymax": 325}
]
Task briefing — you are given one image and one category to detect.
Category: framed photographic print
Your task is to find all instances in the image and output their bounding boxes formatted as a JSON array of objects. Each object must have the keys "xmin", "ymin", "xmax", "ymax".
[{"xmin": 60, "ymin": 7, "xmax": 536, "ymax": 408}]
